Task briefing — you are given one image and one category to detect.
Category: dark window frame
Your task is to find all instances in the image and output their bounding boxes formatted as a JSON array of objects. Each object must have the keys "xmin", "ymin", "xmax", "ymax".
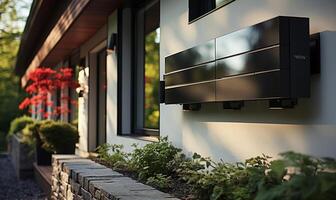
[
  {"xmin": 87, "ymin": 41, "xmax": 108, "ymax": 150},
  {"xmin": 117, "ymin": 9, "xmax": 123, "ymax": 136},
  {"xmin": 96, "ymin": 49, "xmax": 107, "ymax": 146},
  {"xmin": 117, "ymin": 0, "xmax": 160, "ymax": 138},
  {"xmin": 188, "ymin": 0, "xmax": 235, "ymax": 23},
  {"xmin": 133, "ymin": 0, "xmax": 160, "ymax": 136}
]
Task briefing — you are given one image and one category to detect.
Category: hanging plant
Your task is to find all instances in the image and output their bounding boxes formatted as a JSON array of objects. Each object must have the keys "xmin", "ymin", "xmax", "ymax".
[{"xmin": 19, "ymin": 67, "xmax": 79, "ymax": 119}]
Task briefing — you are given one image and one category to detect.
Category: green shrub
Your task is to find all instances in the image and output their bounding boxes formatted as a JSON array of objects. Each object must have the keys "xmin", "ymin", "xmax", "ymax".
[
  {"xmin": 96, "ymin": 143, "xmax": 130, "ymax": 171},
  {"xmin": 181, "ymin": 154, "xmax": 270, "ymax": 200},
  {"xmin": 8, "ymin": 116, "xmax": 34, "ymax": 137},
  {"xmin": 256, "ymin": 152, "xmax": 336, "ymax": 200},
  {"xmin": 96, "ymin": 143, "xmax": 111, "ymax": 160},
  {"xmin": 96, "ymin": 138, "xmax": 336, "ymax": 200},
  {"xmin": 21, "ymin": 124, "xmax": 36, "ymax": 147},
  {"xmin": 130, "ymin": 137, "xmax": 182, "ymax": 180},
  {"xmin": 71, "ymin": 119, "xmax": 78, "ymax": 128},
  {"xmin": 38, "ymin": 121, "xmax": 79, "ymax": 154},
  {"xmin": 146, "ymin": 174, "xmax": 172, "ymax": 190},
  {"xmin": 21, "ymin": 120, "xmax": 54, "ymax": 151},
  {"xmin": 174, "ymin": 152, "xmax": 213, "ymax": 177}
]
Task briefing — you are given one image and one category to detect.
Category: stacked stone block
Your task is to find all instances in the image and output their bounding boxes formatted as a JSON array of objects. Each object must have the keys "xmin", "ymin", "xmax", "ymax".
[{"xmin": 51, "ymin": 155, "xmax": 179, "ymax": 200}]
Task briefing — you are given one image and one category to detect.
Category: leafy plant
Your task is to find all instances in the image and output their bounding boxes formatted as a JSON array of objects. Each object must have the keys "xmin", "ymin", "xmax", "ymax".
[
  {"xmin": 96, "ymin": 143, "xmax": 130, "ymax": 171},
  {"xmin": 95, "ymin": 138, "xmax": 336, "ymax": 200},
  {"xmin": 21, "ymin": 123, "xmax": 37, "ymax": 147},
  {"xmin": 96, "ymin": 143, "xmax": 111, "ymax": 160},
  {"xmin": 19, "ymin": 120, "xmax": 53, "ymax": 155},
  {"xmin": 180, "ymin": 154, "xmax": 271, "ymax": 200},
  {"xmin": 175, "ymin": 152, "xmax": 213, "ymax": 175},
  {"xmin": 146, "ymin": 174, "xmax": 172, "ymax": 190},
  {"xmin": 129, "ymin": 137, "xmax": 182, "ymax": 181},
  {"xmin": 38, "ymin": 121, "xmax": 79, "ymax": 154},
  {"xmin": 8, "ymin": 115, "xmax": 34, "ymax": 137},
  {"xmin": 256, "ymin": 152, "xmax": 336, "ymax": 200}
]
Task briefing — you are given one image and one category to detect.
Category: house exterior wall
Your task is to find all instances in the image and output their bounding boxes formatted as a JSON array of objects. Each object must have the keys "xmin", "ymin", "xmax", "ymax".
[
  {"xmin": 158, "ymin": 0, "xmax": 336, "ymax": 162},
  {"xmin": 75, "ymin": 0, "xmax": 336, "ymax": 161},
  {"xmin": 22, "ymin": 1, "xmax": 336, "ymax": 161},
  {"xmin": 77, "ymin": 67, "xmax": 89, "ymax": 154},
  {"xmin": 106, "ymin": 12, "xmax": 152, "ymax": 152},
  {"xmin": 77, "ymin": 26, "xmax": 107, "ymax": 154}
]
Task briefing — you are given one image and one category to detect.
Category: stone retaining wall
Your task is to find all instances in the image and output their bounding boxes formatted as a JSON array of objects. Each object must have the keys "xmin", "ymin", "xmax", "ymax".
[{"xmin": 51, "ymin": 155, "xmax": 179, "ymax": 200}]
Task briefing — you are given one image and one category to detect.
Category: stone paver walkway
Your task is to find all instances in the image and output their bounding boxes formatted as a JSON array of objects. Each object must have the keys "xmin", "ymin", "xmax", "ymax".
[{"xmin": 0, "ymin": 154, "xmax": 46, "ymax": 200}]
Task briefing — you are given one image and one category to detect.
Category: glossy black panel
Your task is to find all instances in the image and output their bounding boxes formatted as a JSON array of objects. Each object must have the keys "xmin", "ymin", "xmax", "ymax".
[
  {"xmin": 254, "ymin": 70, "xmax": 290, "ymax": 98},
  {"xmin": 159, "ymin": 81, "xmax": 165, "ymax": 103},
  {"xmin": 163, "ymin": 16, "xmax": 310, "ymax": 105},
  {"xmin": 289, "ymin": 17, "xmax": 310, "ymax": 98},
  {"xmin": 216, "ymin": 46, "xmax": 280, "ymax": 78},
  {"xmin": 216, "ymin": 17, "xmax": 280, "ymax": 59},
  {"xmin": 310, "ymin": 33, "xmax": 320, "ymax": 74},
  {"xmin": 165, "ymin": 82, "xmax": 215, "ymax": 104},
  {"xmin": 215, "ymin": 75, "xmax": 257, "ymax": 101},
  {"xmin": 165, "ymin": 40, "xmax": 215, "ymax": 73},
  {"xmin": 165, "ymin": 62, "xmax": 215, "ymax": 86}
]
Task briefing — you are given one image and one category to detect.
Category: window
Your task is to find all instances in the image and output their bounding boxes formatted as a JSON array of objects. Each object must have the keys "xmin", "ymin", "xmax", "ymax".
[
  {"xmin": 134, "ymin": 0, "xmax": 160, "ymax": 135},
  {"xmin": 97, "ymin": 49, "xmax": 107, "ymax": 146},
  {"xmin": 117, "ymin": 0, "xmax": 160, "ymax": 137},
  {"xmin": 189, "ymin": 0, "xmax": 235, "ymax": 23}
]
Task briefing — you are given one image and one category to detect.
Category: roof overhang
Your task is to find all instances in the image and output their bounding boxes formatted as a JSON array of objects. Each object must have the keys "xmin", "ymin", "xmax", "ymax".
[
  {"xmin": 14, "ymin": 0, "xmax": 69, "ymax": 76},
  {"xmin": 20, "ymin": 0, "xmax": 121, "ymax": 87}
]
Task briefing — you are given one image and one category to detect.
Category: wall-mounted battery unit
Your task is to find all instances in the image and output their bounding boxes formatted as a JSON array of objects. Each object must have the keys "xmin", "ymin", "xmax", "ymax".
[{"xmin": 164, "ymin": 16, "xmax": 310, "ymax": 106}]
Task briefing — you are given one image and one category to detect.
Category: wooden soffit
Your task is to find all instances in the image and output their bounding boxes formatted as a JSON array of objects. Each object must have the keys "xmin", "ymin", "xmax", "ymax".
[{"xmin": 21, "ymin": 0, "xmax": 121, "ymax": 87}]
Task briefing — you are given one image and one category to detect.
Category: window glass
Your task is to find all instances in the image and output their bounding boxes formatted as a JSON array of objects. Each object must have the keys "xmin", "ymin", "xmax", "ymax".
[
  {"xmin": 144, "ymin": 27, "xmax": 160, "ymax": 129},
  {"xmin": 134, "ymin": 0, "xmax": 160, "ymax": 133}
]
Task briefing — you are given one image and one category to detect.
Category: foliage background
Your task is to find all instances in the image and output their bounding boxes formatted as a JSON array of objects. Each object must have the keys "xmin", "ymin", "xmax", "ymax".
[
  {"xmin": 144, "ymin": 28, "xmax": 160, "ymax": 129},
  {"xmin": 0, "ymin": 0, "xmax": 30, "ymax": 151}
]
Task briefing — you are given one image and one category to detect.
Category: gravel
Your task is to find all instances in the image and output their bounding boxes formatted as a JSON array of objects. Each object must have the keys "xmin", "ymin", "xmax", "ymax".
[{"xmin": 0, "ymin": 154, "xmax": 46, "ymax": 200}]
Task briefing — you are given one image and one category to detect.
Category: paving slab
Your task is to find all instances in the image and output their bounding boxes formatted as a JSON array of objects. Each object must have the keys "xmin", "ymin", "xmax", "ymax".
[
  {"xmin": 92, "ymin": 176, "xmax": 178, "ymax": 199},
  {"xmin": 76, "ymin": 168, "xmax": 123, "ymax": 186},
  {"xmin": 81, "ymin": 187, "xmax": 92, "ymax": 200},
  {"xmin": 64, "ymin": 162, "xmax": 106, "ymax": 175},
  {"xmin": 52, "ymin": 155, "xmax": 180, "ymax": 200},
  {"xmin": 88, "ymin": 179, "xmax": 115, "ymax": 197},
  {"xmin": 71, "ymin": 167, "xmax": 120, "ymax": 183}
]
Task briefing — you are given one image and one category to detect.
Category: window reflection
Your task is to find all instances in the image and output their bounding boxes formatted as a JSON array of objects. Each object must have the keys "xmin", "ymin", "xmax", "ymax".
[{"xmin": 144, "ymin": 28, "xmax": 160, "ymax": 129}]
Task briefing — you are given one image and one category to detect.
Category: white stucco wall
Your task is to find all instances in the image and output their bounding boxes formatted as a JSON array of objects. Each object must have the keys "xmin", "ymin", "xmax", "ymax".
[
  {"xmin": 160, "ymin": 0, "xmax": 336, "ymax": 162},
  {"xmin": 76, "ymin": 25, "xmax": 107, "ymax": 154},
  {"xmin": 77, "ymin": 68, "xmax": 89, "ymax": 153}
]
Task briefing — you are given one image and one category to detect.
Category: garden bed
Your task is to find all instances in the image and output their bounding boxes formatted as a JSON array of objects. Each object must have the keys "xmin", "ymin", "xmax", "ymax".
[
  {"xmin": 91, "ymin": 138, "xmax": 336, "ymax": 200},
  {"xmin": 92, "ymin": 157, "xmax": 193, "ymax": 199}
]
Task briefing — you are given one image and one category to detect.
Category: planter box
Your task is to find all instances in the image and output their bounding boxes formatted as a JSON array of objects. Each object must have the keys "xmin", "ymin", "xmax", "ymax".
[
  {"xmin": 35, "ymin": 139, "xmax": 52, "ymax": 166},
  {"xmin": 10, "ymin": 134, "xmax": 35, "ymax": 179}
]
